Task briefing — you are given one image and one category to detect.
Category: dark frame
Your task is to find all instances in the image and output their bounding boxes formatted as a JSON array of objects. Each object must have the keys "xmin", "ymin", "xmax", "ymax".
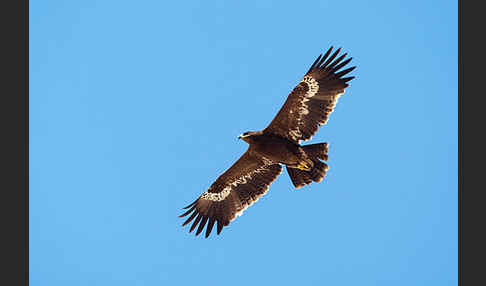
[
  {"xmin": 2, "ymin": 0, "xmax": 29, "ymax": 285},
  {"xmin": 459, "ymin": 1, "xmax": 485, "ymax": 285}
]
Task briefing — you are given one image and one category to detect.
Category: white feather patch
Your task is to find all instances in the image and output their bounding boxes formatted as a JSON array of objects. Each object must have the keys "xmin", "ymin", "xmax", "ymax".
[
  {"xmin": 200, "ymin": 157, "xmax": 276, "ymax": 203},
  {"xmin": 287, "ymin": 76, "xmax": 320, "ymax": 142},
  {"xmin": 200, "ymin": 187, "xmax": 231, "ymax": 202},
  {"xmin": 302, "ymin": 76, "xmax": 319, "ymax": 97}
]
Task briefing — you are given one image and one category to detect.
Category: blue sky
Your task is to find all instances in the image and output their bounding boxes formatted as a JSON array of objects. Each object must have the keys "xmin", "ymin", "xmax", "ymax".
[{"xmin": 30, "ymin": 1, "xmax": 457, "ymax": 285}]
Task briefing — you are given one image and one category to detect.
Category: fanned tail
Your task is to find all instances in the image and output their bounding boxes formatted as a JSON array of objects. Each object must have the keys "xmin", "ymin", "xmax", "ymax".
[{"xmin": 286, "ymin": 143, "xmax": 329, "ymax": 189}]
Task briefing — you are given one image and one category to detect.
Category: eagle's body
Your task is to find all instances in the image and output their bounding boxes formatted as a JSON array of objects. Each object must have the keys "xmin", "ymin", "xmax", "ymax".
[
  {"xmin": 242, "ymin": 132, "xmax": 307, "ymax": 168},
  {"xmin": 180, "ymin": 47, "xmax": 356, "ymax": 238}
]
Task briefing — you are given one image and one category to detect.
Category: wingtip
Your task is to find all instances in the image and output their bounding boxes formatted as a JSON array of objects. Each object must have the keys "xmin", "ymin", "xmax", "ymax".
[
  {"xmin": 179, "ymin": 205, "xmax": 196, "ymax": 218},
  {"xmin": 195, "ymin": 216, "xmax": 208, "ymax": 236},
  {"xmin": 307, "ymin": 54, "xmax": 323, "ymax": 73},
  {"xmin": 182, "ymin": 210, "xmax": 198, "ymax": 226},
  {"xmin": 204, "ymin": 228, "xmax": 212, "ymax": 238},
  {"xmin": 189, "ymin": 214, "xmax": 202, "ymax": 232},
  {"xmin": 343, "ymin": 76, "xmax": 356, "ymax": 82},
  {"xmin": 216, "ymin": 220, "xmax": 223, "ymax": 235},
  {"xmin": 183, "ymin": 199, "xmax": 197, "ymax": 209}
]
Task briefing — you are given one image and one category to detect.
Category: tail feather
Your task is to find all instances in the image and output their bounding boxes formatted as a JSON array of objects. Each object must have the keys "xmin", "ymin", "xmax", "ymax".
[{"xmin": 287, "ymin": 143, "xmax": 329, "ymax": 189}]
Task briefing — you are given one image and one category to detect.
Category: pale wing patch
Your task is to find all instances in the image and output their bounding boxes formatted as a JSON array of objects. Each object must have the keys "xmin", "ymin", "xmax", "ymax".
[
  {"xmin": 200, "ymin": 188, "xmax": 231, "ymax": 201},
  {"xmin": 287, "ymin": 76, "xmax": 346, "ymax": 141},
  {"xmin": 288, "ymin": 76, "xmax": 320, "ymax": 142},
  {"xmin": 200, "ymin": 157, "xmax": 276, "ymax": 203},
  {"xmin": 302, "ymin": 76, "xmax": 319, "ymax": 96}
]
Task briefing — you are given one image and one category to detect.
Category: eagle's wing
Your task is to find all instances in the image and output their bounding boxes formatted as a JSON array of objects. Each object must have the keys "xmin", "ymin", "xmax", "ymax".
[
  {"xmin": 263, "ymin": 47, "xmax": 356, "ymax": 143},
  {"xmin": 180, "ymin": 150, "xmax": 282, "ymax": 238}
]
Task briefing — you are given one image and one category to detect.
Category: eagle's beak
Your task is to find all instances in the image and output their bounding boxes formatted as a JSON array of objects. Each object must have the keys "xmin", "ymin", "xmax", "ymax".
[{"xmin": 237, "ymin": 135, "xmax": 242, "ymax": 140}]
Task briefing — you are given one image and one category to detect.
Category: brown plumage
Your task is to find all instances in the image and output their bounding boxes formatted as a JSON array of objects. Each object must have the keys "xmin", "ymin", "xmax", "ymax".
[{"xmin": 180, "ymin": 46, "xmax": 356, "ymax": 237}]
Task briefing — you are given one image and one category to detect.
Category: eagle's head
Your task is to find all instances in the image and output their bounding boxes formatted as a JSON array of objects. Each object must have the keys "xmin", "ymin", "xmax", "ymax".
[{"xmin": 238, "ymin": 131, "xmax": 260, "ymax": 143}]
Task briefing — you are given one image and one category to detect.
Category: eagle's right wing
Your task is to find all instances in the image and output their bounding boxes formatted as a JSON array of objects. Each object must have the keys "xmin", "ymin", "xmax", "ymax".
[
  {"xmin": 263, "ymin": 47, "xmax": 356, "ymax": 143},
  {"xmin": 179, "ymin": 150, "xmax": 282, "ymax": 238}
]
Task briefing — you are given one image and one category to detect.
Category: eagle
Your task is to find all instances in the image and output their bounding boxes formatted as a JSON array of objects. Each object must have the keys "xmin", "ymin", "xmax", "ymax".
[{"xmin": 180, "ymin": 46, "xmax": 356, "ymax": 238}]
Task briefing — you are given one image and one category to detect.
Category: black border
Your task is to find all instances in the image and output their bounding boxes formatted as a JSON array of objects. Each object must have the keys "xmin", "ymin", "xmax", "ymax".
[
  {"xmin": 1, "ymin": 0, "xmax": 29, "ymax": 285},
  {"xmin": 459, "ymin": 1, "xmax": 486, "ymax": 285}
]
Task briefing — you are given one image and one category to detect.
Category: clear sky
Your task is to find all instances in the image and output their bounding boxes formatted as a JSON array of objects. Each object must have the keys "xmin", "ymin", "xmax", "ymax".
[{"xmin": 30, "ymin": 1, "xmax": 457, "ymax": 285}]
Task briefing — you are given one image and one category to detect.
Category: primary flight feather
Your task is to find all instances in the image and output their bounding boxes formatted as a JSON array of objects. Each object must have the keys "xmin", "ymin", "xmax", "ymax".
[{"xmin": 180, "ymin": 46, "xmax": 356, "ymax": 238}]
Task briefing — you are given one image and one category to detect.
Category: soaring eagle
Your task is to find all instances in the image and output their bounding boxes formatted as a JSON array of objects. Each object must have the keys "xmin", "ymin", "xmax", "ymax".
[{"xmin": 180, "ymin": 46, "xmax": 356, "ymax": 238}]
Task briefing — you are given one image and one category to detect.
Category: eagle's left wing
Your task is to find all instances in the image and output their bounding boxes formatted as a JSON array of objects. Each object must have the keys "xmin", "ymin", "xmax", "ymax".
[
  {"xmin": 180, "ymin": 150, "xmax": 282, "ymax": 238},
  {"xmin": 263, "ymin": 47, "xmax": 356, "ymax": 144}
]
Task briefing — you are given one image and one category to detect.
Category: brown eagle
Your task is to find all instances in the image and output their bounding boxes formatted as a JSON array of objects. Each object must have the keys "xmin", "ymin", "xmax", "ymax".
[{"xmin": 180, "ymin": 46, "xmax": 356, "ymax": 238}]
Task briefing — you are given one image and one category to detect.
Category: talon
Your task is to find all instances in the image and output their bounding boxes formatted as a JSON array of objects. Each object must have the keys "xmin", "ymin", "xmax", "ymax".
[
  {"xmin": 297, "ymin": 162, "xmax": 311, "ymax": 171},
  {"xmin": 307, "ymin": 160, "xmax": 314, "ymax": 168}
]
